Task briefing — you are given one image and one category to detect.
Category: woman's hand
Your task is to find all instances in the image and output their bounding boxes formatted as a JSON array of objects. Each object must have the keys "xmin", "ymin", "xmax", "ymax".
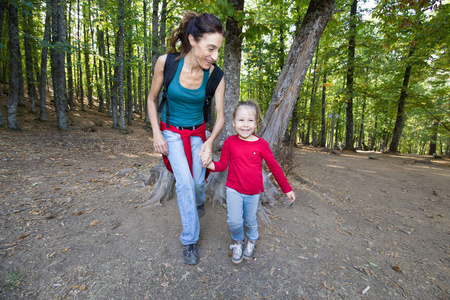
[
  {"xmin": 153, "ymin": 132, "xmax": 168, "ymax": 156},
  {"xmin": 199, "ymin": 140, "xmax": 213, "ymax": 167}
]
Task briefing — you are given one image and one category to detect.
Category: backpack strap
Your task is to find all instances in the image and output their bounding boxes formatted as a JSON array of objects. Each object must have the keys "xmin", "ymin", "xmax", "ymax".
[
  {"xmin": 158, "ymin": 53, "xmax": 180, "ymax": 126},
  {"xmin": 203, "ymin": 64, "xmax": 224, "ymax": 123}
]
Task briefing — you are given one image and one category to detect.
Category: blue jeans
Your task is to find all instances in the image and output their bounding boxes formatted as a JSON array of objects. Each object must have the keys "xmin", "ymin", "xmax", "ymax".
[
  {"xmin": 226, "ymin": 187, "xmax": 260, "ymax": 242},
  {"xmin": 162, "ymin": 130, "xmax": 206, "ymax": 245}
]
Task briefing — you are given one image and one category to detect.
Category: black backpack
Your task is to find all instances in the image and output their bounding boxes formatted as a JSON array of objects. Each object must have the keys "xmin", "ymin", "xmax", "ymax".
[{"xmin": 158, "ymin": 53, "xmax": 224, "ymax": 126}]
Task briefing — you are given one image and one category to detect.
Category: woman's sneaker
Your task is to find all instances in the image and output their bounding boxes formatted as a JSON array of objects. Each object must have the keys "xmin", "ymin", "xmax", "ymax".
[
  {"xmin": 229, "ymin": 241, "xmax": 244, "ymax": 264},
  {"xmin": 183, "ymin": 244, "xmax": 199, "ymax": 265},
  {"xmin": 243, "ymin": 240, "xmax": 256, "ymax": 260}
]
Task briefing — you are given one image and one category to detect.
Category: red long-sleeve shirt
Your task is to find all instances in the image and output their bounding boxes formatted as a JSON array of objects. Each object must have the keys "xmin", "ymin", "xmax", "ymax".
[{"xmin": 213, "ymin": 135, "xmax": 292, "ymax": 195}]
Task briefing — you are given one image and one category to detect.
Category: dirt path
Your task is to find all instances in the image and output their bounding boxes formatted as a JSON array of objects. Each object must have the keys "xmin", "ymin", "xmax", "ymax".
[{"xmin": 1, "ymin": 106, "xmax": 449, "ymax": 299}]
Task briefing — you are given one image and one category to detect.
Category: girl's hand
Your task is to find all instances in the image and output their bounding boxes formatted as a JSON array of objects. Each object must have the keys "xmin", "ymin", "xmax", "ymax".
[
  {"xmin": 153, "ymin": 133, "xmax": 168, "ymax": 156},
  {"xmin": 286, "ymin": 191, "xmax": 296, "ymax": 202}
]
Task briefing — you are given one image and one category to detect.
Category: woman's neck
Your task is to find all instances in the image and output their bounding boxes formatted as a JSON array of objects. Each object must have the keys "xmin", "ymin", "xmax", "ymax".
[{"xmin": 183, "ymin": 52, "xmax": 203, "ymax": 74}]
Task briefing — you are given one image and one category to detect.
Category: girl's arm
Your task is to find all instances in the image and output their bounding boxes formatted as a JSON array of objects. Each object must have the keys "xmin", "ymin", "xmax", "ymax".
[
  {"xmin": 205, "ymin": 138, "xmax": 230, "ymax": 172},
  {"xmin": 262, "ymin": 142, "xmax": 294, "ymax": 200}
]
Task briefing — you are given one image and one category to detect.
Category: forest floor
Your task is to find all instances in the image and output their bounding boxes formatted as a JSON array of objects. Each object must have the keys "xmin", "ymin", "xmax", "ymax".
[{"xmin": 1, "ymin": 100, "xmax": 449, "ymax": 300}]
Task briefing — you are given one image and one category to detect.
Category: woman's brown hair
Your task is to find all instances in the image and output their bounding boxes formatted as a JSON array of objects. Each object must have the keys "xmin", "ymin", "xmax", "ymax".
[{"xmin": 167, "ymin": 11, "xmax": 224, "ymax": 57}]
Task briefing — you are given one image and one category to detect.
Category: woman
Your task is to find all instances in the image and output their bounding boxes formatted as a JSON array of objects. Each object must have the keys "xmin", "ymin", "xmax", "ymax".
[{"xmin": 147, "ymin": 11, "xmax": 225, "ymax": 265}]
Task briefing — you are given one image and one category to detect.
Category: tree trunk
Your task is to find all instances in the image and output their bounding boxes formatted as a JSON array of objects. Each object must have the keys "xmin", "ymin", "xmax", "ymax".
[
  {"xmin": 159, "ymin": 0, "xmax": 167, "ymax": 54},
  {"xmin": 344, "ymin": 0, "xmax": 357, "ymax": 151},
  {"xmin": 118, "ymin": 0, "xmax": 126, "ymax": 130},
  {"xmin": 428, "ymin": 121, "xmax": 439, "ymax": 155},
  {"xmin": 358, "ymin": 97, "xmax": 366, "ymax": 150},
  {"xmin": 96, "ymin": 27, "xmax": 105, "ymax": 113},
  {"xmin": 289, "ymin": 100, "xmax": 300, "ymax": 145},
  {"xmin": 258, "ymin": 0, "xmax": 335, "ymax": 149},
  {"xmin": 39, "ymin": 2, "xmax": 51, "ymax": 121},
  {"xmin": 126, "ymin": 28, "xmax": 133, "ymax": 125},
  {"xmin": 0, "ymin": 1, "xmax": 4, "ymax": 125},
  {"xmin": 66, "ymin": 2, "xmax": 74, "ymax": 111},
  {"xmin": 151, "ymin": 0, "xmax": 159, "ymax": 74},
  {"xmin": 77, "ymin": 0, "xmax": 84, "ymax": 111},
  {"xmin": 23, "ymin": 9, "xmax": 37, "ymax": 113},
  {"xmin": 51, "ymin": 0, "xmax": 68, "ymax": 130},
  {"xmin": 99, "ymin": 29, "xmax": 110, "ymax": 115},
  {"xmin": 6, "ymin": 2, "xmax": 20, "ymax": 130},
  {"xmin": 83, "ymin": 21, "xmax": 93, "ymax": 109},
  {"xmin": 320, "ymin": 73, "xmax": 327, "ymax": 147},
  {"xmin": 216, "ymin": 0, "xmax": 245, "ymax": 149},
  {"xmin": 143, "ymin": 0, "xmax": 150, "ymax": 123},
  {"xmin": 389, "ymin": 45, "xmax": 415, "ymax": 153},
  {"xmin": 137, "ymin": 44, "xmax": 143, "ymax": 118}
]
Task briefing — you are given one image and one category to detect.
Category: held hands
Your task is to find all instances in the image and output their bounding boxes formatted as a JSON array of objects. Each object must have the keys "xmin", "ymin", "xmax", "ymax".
[
  {"xmin": 286, "ymin": 191, "xmax": 296, "ymax": 203},
  {"xmin": 199, "ymin": 140, "xmax": 212, "ymax": 167}
]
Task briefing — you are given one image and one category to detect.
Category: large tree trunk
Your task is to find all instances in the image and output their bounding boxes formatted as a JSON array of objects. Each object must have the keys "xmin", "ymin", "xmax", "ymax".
[
  {"xmin": 389, "ymin": 45, "xmax": 415, "ymax": 153},
  {"xmin": 258, "ymin": 0, "xmax": 335, "ymax": 149},
  {"xmin": 51, "ymin": 0, "xmax": 68, "ymax": 130},
  {"xmin": 344, "ymin": 0, "xmax": 357, "ymax": 151},
  {"xmin": 216, "ymin": 0, "xmax": 244, "ymax": 149},
  {"xmin": 6, "ymin": 2, "xmax": 20, "ymax": 130}
]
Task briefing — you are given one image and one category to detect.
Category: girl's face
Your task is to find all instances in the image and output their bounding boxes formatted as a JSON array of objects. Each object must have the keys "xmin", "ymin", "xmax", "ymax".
[
  {"xmin": 233, "ymin": 106, "xmax": 257, "ymax": 141},
  {"xmin": 189, "ymin": 32, "xmax": 223, "ymax": 70}
]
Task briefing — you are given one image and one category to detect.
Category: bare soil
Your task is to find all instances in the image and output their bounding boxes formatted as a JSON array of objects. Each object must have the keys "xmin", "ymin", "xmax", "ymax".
[{"xmin": 1, "ymin": 103, "xmax": 449, "ymax": 299}]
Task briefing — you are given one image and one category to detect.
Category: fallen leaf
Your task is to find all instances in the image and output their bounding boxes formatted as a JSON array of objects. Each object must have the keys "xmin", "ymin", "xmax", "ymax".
[
  {"xmin": 79, "ymin": 285, "xmax": 88, "ymax": 291},
  {"xmin": 336, "ymin": 228, "xmax": 346, "ymax": 235},
  {"xmin": 62, "ymin": 248, "xmax": 69, "ymax": 253},
  {"xmin": 161, "ymin": 282, "xmax": 169, "ymax": 287},
  {"xmin": 322, "ymin": 281, "xmax": 334, "ymax": 291},
  {"xmin": 392, "ymin": 265, "xmax": 402, "ymax": 273},
  {"xmin": 90, "ymin": 220, "xmax": 99, "ymax": 227}
]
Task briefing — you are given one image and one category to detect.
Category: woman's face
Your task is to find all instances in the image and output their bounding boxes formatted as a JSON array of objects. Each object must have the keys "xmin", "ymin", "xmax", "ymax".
[{"xmin": 189, "ymin": 32, "xmax": 223, "ymax": 69}]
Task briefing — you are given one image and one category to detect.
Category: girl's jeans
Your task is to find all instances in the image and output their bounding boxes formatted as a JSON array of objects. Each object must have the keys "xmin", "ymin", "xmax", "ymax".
[
  {"xmin": 226, "ymin": 187, "xmax": 260, "ymax": 242},
  {"xmin": 162, "ymin": 130, "xmax": 206, "ymax": 245}
]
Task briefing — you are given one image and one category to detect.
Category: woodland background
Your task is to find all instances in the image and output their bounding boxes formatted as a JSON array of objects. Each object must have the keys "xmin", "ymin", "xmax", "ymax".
[{"xmin": 0, "ymin": 0, "xmax": 449, "ymax": 155}]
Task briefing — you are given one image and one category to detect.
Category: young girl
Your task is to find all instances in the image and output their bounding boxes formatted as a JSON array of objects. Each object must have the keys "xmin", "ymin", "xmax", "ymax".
[{"xmin": 204, "ymin": 100, "xmax": 295, "ymax": 264}]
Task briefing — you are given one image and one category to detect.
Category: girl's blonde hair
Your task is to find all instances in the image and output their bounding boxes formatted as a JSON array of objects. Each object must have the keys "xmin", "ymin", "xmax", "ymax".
[{"xmin": 233, "ymin": 99, "xmax": 263, "ymax": 124}]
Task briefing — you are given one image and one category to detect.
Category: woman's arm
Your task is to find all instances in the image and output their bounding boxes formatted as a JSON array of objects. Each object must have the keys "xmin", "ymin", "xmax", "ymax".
[
  {"xmin": 200, "ymin": 77, "xmax": 225, "ymax": 167},
  {"xmin": 147, "ymin": 55, "xmax": 168, "ymax": 155}
]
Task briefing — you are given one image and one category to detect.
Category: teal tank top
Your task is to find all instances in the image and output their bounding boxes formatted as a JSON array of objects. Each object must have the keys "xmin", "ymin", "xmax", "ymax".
[{"xmin": 162, "ymin": 57, "xmax": 209, "ymax": 127}]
